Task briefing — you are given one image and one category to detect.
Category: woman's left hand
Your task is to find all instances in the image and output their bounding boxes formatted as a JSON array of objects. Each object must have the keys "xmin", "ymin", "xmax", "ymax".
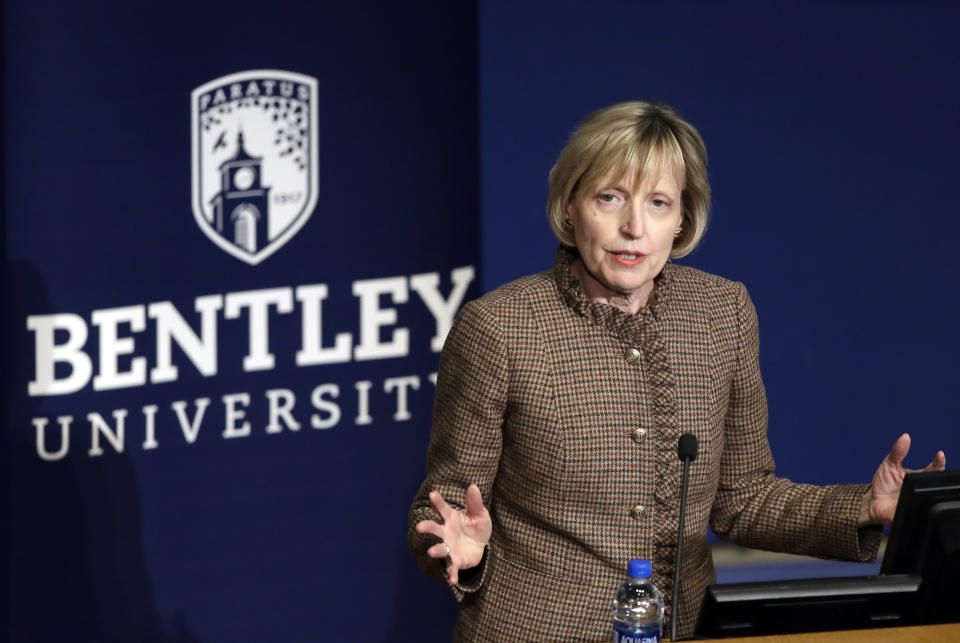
[{"xmin": 859, "ymin": 433, "xmax": 946, "ymax": 527}]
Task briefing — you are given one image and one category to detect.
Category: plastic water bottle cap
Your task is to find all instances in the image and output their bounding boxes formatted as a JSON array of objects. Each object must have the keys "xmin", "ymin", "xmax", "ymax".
[{"xmin": 628, "ymin": 559, "xmax": 652, "ymax": 578}]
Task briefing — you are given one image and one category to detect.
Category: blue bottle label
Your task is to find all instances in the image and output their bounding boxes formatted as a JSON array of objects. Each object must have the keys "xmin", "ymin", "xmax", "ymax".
[{"xmin": 613, "ymin": 623, "xmax": 661, "ymax": 643}]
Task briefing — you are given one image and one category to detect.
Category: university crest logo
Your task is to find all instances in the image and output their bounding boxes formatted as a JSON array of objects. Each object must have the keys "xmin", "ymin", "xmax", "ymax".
[{"xmin": 191, "ymin": 70, "xmax": 319, "ymax": 264}]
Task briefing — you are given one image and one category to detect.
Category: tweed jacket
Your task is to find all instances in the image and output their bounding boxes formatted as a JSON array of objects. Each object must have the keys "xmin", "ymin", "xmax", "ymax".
[{"xmin": 408, "ymin": 247, "xmax": 880, "ymax": 641}]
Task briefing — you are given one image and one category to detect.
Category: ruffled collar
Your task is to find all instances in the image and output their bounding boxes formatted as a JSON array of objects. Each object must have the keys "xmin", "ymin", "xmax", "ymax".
[{"xmin": 551, "ymin": 244, "xmax": 675, "ymax": 333}]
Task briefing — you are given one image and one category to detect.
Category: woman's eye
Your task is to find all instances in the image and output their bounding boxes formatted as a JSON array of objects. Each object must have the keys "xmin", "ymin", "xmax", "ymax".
[
  {"xmin": 651, "ymin": 198, "xmax": 670, "ymax": 208},
  {"xmin": 598, "ymin": 193, "xmax": 618, "ymax": 204}
]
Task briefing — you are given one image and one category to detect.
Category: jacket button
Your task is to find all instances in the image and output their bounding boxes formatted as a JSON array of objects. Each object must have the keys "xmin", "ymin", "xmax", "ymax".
[
  {"xmin": 631, "ymin": 428, "xmax": 646, "ymax": 443},
  {"xmin": 625, "ymin": 348, "xmax": 641, "ymax": 364},
  {"xmin": 630, "ymin": 505, "xmax": 645, "ymax": 520}
]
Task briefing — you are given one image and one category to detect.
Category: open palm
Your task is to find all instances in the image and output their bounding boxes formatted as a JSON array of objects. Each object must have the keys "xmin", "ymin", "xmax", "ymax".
[
  {"xmin": 866, "ymin": 433, "xmax": 946, "ymax": 525},
  {"xmin": 415, "ymin": 484, "xmax": 492, "ymax": 585}
]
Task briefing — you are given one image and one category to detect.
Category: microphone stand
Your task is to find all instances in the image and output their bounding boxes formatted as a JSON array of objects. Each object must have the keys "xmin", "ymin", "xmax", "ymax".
[{"xmin": 671, "ymin": 434, "xmax": 698, "ymax": 642}]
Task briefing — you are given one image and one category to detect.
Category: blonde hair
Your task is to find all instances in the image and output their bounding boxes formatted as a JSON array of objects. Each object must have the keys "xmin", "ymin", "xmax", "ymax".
[{"xmin": 547, "ymin": 101, "xmax": 710, "ymax": 258}]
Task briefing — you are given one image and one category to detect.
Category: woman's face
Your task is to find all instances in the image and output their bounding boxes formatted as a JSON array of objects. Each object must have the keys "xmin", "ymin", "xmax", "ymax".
[{"xmin": 567, "ymin": 166, "xmax": 683, "ymax": 313}]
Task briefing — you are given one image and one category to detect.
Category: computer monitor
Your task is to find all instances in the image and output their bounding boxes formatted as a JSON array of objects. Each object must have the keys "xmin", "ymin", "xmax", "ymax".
[
  {"xmin": 695, "ymin": 469, "xmax": 960, "ymax": 638},
  {"xmin": 880, "ymin": 469, "xmax": 960, "ymax": 624},
  {"xmin": 694, "ymin": 574, "xmax": 920, "ymax": 638}
]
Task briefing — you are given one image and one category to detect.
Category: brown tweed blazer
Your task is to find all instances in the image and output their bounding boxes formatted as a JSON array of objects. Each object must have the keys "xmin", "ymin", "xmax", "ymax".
[{"xmin": 408, "ymin": 247, "xmax": 880, "ymax": 641}]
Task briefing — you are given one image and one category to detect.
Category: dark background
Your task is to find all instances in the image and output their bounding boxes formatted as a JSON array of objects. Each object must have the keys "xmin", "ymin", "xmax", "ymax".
[
  {"xmin": 481, "ymin": 0, "xmax": 959, "ymax": 491},
  {"xmin": 5, "ymin": 1, "xmax": 476, "ymax": 640},
  {"xmin": 5, "ymin": 1, "xmax": 959, "ymax": 640}
]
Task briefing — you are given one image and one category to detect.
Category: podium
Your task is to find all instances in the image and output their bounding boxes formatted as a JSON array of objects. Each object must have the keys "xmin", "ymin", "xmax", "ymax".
[{"xmin": 717, "ymin": 622, "xmax": 960, "ymax": 642}]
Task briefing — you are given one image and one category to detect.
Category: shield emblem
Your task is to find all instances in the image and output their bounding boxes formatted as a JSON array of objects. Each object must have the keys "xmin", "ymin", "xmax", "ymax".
[{"xmin": 191, "ymin": 70, "xmax": 319, "ymax": 264}]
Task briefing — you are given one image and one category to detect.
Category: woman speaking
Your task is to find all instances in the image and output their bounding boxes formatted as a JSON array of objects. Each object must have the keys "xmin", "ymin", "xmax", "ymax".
[{"xmin": 407, "ymin": 101, "xmax": 945, "ymax": 641}]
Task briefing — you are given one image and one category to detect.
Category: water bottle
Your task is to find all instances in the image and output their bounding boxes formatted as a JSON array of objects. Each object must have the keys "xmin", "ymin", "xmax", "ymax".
[{"xmin": 612, "ymin": 559, "xmax": 664, "ymax": 643}]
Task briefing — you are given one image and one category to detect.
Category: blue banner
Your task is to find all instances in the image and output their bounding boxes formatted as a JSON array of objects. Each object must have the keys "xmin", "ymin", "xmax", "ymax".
[{"xmin": 5, "ymin": 1, "xmax": 476, "ymax": 640}]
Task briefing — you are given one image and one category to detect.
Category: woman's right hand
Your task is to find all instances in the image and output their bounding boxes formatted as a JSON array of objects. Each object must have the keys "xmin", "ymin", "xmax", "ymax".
[{"xmin": 414, "ymin": 484, "xmax": 491, "ymax": 585}]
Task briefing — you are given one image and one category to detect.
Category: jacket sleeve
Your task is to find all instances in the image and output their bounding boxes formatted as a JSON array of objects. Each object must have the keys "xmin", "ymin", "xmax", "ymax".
[
  {"xmin": 709, "ymin": 283, "xmax": 881, "ymax": 562},
  {"xmin": 407, "ymin": 299, "xmax": 507, "ymax": 600}
]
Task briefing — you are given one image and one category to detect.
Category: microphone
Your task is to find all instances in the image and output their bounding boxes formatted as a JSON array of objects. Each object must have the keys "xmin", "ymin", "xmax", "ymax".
[
  {"xmin": 678, "ymin": 433, "xmax": 698, "ymax": 462},
  {"xmin": 671, "ymin": 433, "xmax": 698, "ymax": 642}
]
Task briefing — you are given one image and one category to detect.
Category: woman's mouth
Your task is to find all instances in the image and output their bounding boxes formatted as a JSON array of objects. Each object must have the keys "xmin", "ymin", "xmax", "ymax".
[{"xmin": 608, "ymin": 251, "xmax": 646, "ymax": 266}]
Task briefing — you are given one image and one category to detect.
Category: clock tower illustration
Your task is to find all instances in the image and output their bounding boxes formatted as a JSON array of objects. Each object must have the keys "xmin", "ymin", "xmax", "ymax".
[{"xmin": 209, "ymin": 130, "xmax": 272, "ymax": 253}]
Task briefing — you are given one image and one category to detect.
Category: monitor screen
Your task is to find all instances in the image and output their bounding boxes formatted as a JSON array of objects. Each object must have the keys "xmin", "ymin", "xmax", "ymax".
[
  {"xmin": 880, "ymin": 469, "xmax": 960, "ymax": 624},
  {"xmin": 694, "ymin": 574, "xmax": 920, "ymax": 638},
  {"xmin": 881, "ymin": 469, "xmax": 960, "ymax": 574},
  {"xmin": 696, "ymin": 469, "xmax": 960, "ymax": 638}
]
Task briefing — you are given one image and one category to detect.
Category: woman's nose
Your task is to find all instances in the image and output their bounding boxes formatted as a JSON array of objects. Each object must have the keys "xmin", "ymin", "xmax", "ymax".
[{"xmin": 620, "ymin": 205, "xmax": 644, "ymax": 238}]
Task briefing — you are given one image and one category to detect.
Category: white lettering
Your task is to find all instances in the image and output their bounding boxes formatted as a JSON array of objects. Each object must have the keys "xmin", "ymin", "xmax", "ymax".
[
  {"xmin": 409, "ymin": 266, "xmax": 475, "ymax": 352},
  {"xmin": 265, "ymin": 388, "xmax": 300, "ymax": 434},
  {"xmin": 352, "ymin": 277, "xmax": 409, "ymax": 360},
  {"xmin": 224, "ymin": 288, "xmax": 294, "ymax": 371},
  {"xmin": 34, "ymin": 416, "xmax": 72, "ymax": 461},
  {"xmin": 149, "ymin": 295, "xmax": 223, "ymax": 382},
  {"xmin": 384, "ymin": 375, "xmax": 420, "ymax": 421},
  {"xmin": 27, "ymin": 313, "xmax": 93, "ymax": 396},
  {"xmin": 354, "ymin": 380, "xmax": 373, "ymax": 425},
  {"xmin": 142, "ymin": 404, "xmax": 159, "ymax": 450},
  {"xmin": 26, "ymin": 267, "xmax": 476, "ymax": 398},
  {"xmin": 30, "ymin": 368, "xmax": 440, "ymax": 460},
  {"xmin": 87, "ymin": 409, "xmax": 127, "ymax": 456},
  {"xmin": 92, "ymin": 305, "xmax": 147, "ymax": 391},
  {"xmin": 171, "ymin": 398, "xmax": 210, "ymax": 444},
  {"xmin": 222, "ymin": 392, "xmax": 251, "ymax": 438},
  {"xmin": 295, "ymin": 284, "xmax": 352, "ymax": 365},
  {"xmin": 310, "ymin": 383, "xmax": 341, "ymax": 429}
]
